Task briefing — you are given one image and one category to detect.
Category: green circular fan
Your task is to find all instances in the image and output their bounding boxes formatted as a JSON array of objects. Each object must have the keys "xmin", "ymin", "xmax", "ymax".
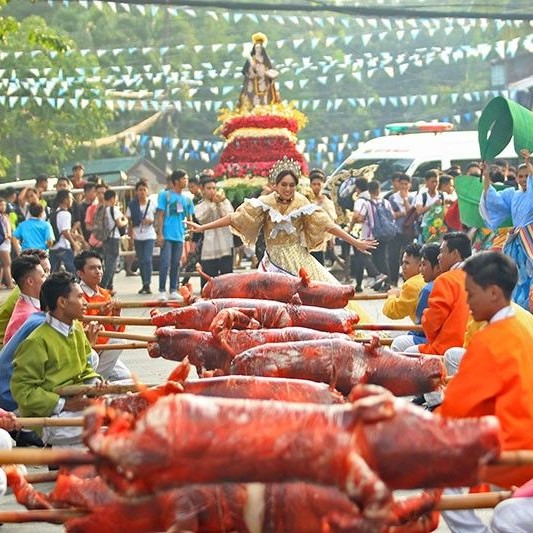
[{"xmin": 478, "ymin": 96, "xmax": 533, "ymax": 161}]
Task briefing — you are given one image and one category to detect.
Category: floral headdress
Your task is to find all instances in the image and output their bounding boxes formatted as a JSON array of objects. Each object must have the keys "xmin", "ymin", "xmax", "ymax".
[{"xmin": 268, "ymin": 156, "xmax": 301, "ymax": 184}]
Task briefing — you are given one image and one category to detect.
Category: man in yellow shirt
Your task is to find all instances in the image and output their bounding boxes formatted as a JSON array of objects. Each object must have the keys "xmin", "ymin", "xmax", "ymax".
[{"xmin": 382, "ymin": 243, "xmax": 425, "ymax": 323}]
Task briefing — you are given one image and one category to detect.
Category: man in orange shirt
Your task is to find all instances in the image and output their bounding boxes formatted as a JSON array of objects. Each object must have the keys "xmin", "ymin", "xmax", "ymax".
[
  {"xmin": 440, "ymin": 251, "xmax": 533, "ymax": 531},
  {"xmin": 403, "ymin": 231, "xmax": 471, "ymax": 356},
  {"xmin": 75, "ymin": 251, "xmax": 130, "ymax": 381}
]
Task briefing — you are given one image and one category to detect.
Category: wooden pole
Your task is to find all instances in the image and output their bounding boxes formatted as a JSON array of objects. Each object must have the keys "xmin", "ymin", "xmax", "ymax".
[
  {"xmin": 86, "ymin": 300, "xmax": 186, "ymax": 310},
  {"xmin": 16, "ymin": 417, "xmax": 84, "ymax": 427},
  {"xmin": 99, "ymin": 331, "xmax": 155, "ymax": 342},
  {"xmin": 94, "ymin": 342, "xmax": 148, "ymax": 351},
  {"xmin": 492, "ymin": 450, "xmax": 533, "ymax": 466},
  {"xmin": 437, "ymin": 491, "xmax": 512, "ymax": 510},
  {"xmin": 354, "ymin": 324, "xmax": 423, "ymax": 332},
  {"xmin": 81, "ymin": 315, "xmax": 152, "ymax": 326},
  {"xmin": 0, "ymin": 448, "xmax": 94, "ymax": 465},
  {"xmin": 0, "ymin": 509, "xmax": 88, "ymax": 523},
  {"xmin": 349, "ymin": 294, "xmax": 389, "ymax": 301},
  {"xmin": 56, "ymin": 383, "xmax": 158, "ymax": 397}
]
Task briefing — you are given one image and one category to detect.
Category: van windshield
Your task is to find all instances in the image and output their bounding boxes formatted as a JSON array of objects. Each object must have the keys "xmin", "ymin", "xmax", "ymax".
[{"xmin": 340, "ymin": 158, "xmax": 414, "ymax": 184}]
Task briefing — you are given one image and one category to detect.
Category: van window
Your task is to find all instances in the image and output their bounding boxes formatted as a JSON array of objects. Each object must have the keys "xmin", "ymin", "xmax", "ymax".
[{"xmin": 413, "ymin": 161, "xmax": 441, "ymax": 177}]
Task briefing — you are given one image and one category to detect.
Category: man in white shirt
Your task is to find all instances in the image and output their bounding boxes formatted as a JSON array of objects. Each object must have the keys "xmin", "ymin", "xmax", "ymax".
[
  {"xmin": 195, "ymin": 177, "xmax": 234, "ymax": 288},
  {"xmin": 414, "ymin": 169, "xmax": 444, "ymax": 232},
  {"xmin": 387, "ymin": 173, "xmax": 416, "ymax": 286},
  {"xmin": 101, "ymin": 189, "xmax": 128, "ymax": 291},
  {"xmin": 49, "ymin": 190, "xmax": 79, "ymax": 274}
]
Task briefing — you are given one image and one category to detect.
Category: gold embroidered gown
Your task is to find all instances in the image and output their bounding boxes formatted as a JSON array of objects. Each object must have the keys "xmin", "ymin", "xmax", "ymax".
[
  {"xmin": 230, "ymin": 191, "xmax": 373, "ymax": 323},
  {"xmin": 229, "ymin": 192, "xmax": 338, "ymax": 283}
]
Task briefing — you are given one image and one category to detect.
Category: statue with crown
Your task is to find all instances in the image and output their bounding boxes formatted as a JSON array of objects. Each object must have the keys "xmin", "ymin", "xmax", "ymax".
[{"xmin": 213, "ymin": 32, "xmax": 309, "ymax": 184}]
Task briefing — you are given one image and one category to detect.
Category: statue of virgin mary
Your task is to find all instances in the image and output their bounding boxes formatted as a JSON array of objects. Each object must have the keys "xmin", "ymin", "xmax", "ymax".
[{"xmin": 238, "ymin": 32, "xmax": 281, "ymax": 109}]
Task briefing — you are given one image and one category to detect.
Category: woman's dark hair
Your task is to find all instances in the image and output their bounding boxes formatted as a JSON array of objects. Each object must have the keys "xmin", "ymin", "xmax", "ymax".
[
  {"xmin": 463, "ymin": 251, "xmax": 517, "ymax": 300},
  {"xmin": 41, "ymin": 272, "xmax": 77, "ymax": 312},
  {"xmin": 135, "ymin": 179, "xmax": 149, "ymax": 191},
  {"xmin": 420, "ymin": 242, "xmax": 440, "ymax": 268},
  {"xmin": 74, "ymin": 250, "xmax": 102, "ymax": 272},
  {"xmin": 275, "ymin": 170, "xmax": 299, "ymax": 186},
  {"xmin": 309, "ymin": 168, "xmax": 326, "ymax": 182},
  {"xmin": 442, "ymin": 231, "xmax": 472, "ymax": 260}
]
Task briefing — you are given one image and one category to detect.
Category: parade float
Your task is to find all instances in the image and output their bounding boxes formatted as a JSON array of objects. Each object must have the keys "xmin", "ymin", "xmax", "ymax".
[{"xmin": 212, "ymin": 32, "xmax": 309, "ymax": 204}]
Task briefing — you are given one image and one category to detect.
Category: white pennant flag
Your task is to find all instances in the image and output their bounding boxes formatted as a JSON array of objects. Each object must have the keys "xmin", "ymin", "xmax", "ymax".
[{"xmin": 361, "ymin": 34, "xmax": 372, "ymax": 47}]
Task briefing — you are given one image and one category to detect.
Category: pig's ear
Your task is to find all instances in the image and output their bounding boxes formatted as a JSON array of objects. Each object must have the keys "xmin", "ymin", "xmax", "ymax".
[{"xmin": 299, "ymin": 268, "xmax": 312, "ymax": 287}]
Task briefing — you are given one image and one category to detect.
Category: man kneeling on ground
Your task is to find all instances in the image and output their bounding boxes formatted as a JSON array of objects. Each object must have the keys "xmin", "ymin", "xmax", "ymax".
[
  {"xmin": 75, "ymin": 250, "xmax": 131, "ymax": 381},
  {"xmin": 11, "ymin": 272, "xmax": 102, "ymax": 446}
]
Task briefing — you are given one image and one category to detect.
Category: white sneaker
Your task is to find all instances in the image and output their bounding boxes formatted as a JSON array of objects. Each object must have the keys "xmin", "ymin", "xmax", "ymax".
[
  {"xmin": 169, "ymin": 291, "xmax": 180, "ymax": 301},
  {"xmin": 158, "ymin": 291, "xmax": 168, "ymax": 302}
]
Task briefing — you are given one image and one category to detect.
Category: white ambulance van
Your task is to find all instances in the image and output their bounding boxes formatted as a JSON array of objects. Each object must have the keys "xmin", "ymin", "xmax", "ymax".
[{"xmin": 330, "ymin": 122, "xmax": 517, "ymax": 188}]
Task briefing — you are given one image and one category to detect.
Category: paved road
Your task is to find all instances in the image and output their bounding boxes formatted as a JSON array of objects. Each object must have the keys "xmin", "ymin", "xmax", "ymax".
[{"xmin": 0, "ymin": 269, "xmax": 492, "ymax": 531}]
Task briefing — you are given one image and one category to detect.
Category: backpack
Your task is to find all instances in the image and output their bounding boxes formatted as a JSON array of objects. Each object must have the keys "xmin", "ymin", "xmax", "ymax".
[
  {"xmin": 48, "ymin": 209, "xmax": 62, "ymax": 245},
  {"xmin": 0, "ymin": 216, "xmax": 7, "ymax": 244},
  {"xmin": 368, "ymin": 199, "xmax": 397, "ymax": 241},
  {"xmin": 88, "ymin": 205, "xmax": 110, "ymax": 248},
  {"xmin": 337, "ymin": 176, "xmax": 357, "ymax": 211},
  {"xmin": 111, "ymin": 206, "xmax": 127, "ymax": 237}
]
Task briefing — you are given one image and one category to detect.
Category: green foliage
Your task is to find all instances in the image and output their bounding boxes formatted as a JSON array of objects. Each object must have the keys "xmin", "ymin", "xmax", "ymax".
[{"xmin": 0, "ymin": 1, "xmax": 531, "ymax": 177}]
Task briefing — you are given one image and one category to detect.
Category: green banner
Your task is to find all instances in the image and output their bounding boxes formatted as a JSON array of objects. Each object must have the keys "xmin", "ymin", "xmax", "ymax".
[{"xmin": 478, "ymin": 96, "xmax": 533, "ymax": 161}]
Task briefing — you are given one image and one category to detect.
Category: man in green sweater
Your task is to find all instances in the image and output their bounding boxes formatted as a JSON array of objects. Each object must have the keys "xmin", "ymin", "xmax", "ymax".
[{"xmin": 11, "ymin": 272, "xmax": 101, "ymax": 446}]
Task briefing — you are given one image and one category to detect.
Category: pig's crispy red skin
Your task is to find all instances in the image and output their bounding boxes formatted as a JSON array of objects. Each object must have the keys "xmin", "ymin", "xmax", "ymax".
[
  {"xmin": 83, "ymin": 389, "xmax": 500, "ymax": 502},
  {"xmin": 150, "ymin": 298, "xmax": 360, "ymax": 333},
  {"xmin": 106, "ymin": 375, "xmax": 345, "ymax": 418},
  {"xmin": 8, "ymin": 464, "xmax": 393, "ymax": 533},
  {"xmin": 230, "ymin": 339, "xmax": 446, "ymax": 396},
  {"xmin": 201, "ymin": 269, "xmax": 355, "ymax": 309},
  {"xmin": 147, "ymin": 326, "xmax": 351, "ymax": 370}
]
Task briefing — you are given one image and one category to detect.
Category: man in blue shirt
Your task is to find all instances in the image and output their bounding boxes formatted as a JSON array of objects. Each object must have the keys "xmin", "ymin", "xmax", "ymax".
[
  {"xmin": 12, "ymin": 203, "xmax": 54, "ymax": 252},
  {"xmin": 156, "ymin": 169, "xmax": 195, "ymax": 301}
]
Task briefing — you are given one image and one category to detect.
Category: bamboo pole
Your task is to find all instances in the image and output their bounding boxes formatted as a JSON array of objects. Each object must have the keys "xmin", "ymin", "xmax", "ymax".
[
  {"xmin": 56, "ymin": 383, "xmax": 158, "ymax": 397},
  {"xmin": 349, "ymin": 294, "xmax": 389, "ymax": 301},
  {"xmin": 437, "ymin": 490, "xmax": 512, "ymax": 510},
  {"xmin": 81, "ymin": 315, "xmax": 152, "ymax": 326},
  {"xmin": 86, "ymin": 300, "xmax": 186, "ymax": 310},
  {"xmin": 94, "ymin": 342, "xmax": 148, "ymax": 351},
  {"xmin": 489, "ymin": 450, "xmax": 533, "ymax": 466},
  {"xmin": 353, "ymin": 324, "xmax": 423, "ymax": 332},
  {"xmin": 0, "ymin": 509, "xmax": 88, "ymax": 523},
  {"xmin": 85, "ymin": 315, "xmax": 421, "ymax": 333},
  {"xmin": 0, "ymin": 448, "xmax": 94, "ymax": 465},
  {"xmin": 99, "ymin": 331, "xmax": 155, "ymax": 342},
  {"xmin": 16, "ymin": 417, "xmax": 84, "ymax": 427}
]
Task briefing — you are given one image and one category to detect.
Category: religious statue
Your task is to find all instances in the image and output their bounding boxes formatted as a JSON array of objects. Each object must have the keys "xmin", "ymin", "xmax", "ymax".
[{"xmin": 238, "ymin": 32, "xmax": 281, "ymax": 109}]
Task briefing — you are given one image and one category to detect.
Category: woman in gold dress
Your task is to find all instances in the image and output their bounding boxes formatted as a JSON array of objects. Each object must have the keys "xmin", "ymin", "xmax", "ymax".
[{"xmin": 186, "ymin": 157, "xmax": 376, "ymax": 285}]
